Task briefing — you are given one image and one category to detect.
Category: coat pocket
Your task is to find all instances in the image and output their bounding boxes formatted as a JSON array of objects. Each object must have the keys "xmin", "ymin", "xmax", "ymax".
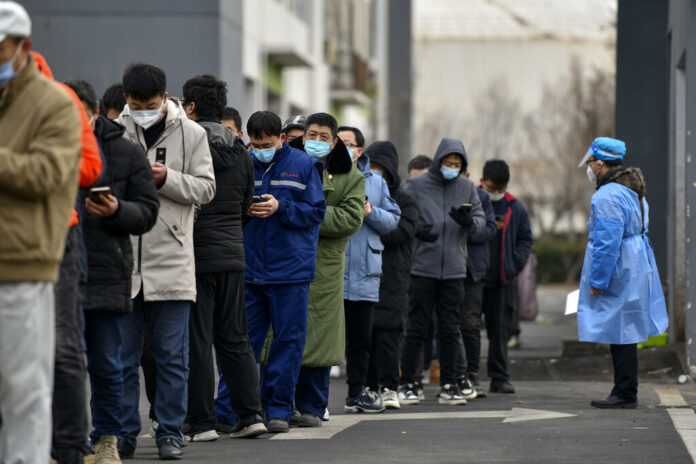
[
  {"xmin": 366, "ymin": 234, "xmax": 384, "ymax": 277},
  {"xmin": 0, "ymin": 199, "xmax": 39, "ymax": 258},
  {"xmin": 158, "ymin": 207, "xmax": 185, "ymax": 246}
]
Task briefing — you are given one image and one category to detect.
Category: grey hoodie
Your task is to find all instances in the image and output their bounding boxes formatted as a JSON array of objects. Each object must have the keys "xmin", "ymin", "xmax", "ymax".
[{"xmin": 404, "ymin": 138, "xmax": 485, "ymax": 280}]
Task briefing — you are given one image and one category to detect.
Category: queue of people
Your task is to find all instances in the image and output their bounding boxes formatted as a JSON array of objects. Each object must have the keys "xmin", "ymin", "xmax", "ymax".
[{"xmin": 0, "ymin": 2, "xmax": 669, "ymax": 463}]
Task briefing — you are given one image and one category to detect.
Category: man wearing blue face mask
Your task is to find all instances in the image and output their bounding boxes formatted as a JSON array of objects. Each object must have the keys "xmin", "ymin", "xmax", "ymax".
[
  {"xmin": 397, "ymin": 138, "xmax": 485, "ymax": 406},
  {"xmin": 242, "ymin": 111, "xmax": 326, "ymax": 434}
]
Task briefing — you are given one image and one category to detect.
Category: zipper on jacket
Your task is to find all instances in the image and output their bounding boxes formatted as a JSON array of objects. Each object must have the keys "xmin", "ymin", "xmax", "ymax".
[
  {"xmin": 256, "ymin": 162, "xmax": 275, "ymax": 282},
  {"xmin": 441, "ymin": 186, "xmax": 447, "ymax": 280}
]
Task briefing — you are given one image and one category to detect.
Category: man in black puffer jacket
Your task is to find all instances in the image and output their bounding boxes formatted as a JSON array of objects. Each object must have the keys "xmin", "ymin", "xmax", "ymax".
[
  {"xmin": 64, "ymin": 79, "xmax": 160, "ymax": 458},
  {"xmin": 364, "ymin": 141, "xmax": 420, "ymax": 410},
  {"xmin": 181, "ymin": 75, "xmax": 266, "ymax": 441}
]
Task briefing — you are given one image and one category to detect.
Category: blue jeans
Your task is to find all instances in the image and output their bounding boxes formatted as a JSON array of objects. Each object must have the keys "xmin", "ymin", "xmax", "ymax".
[
  {"xmin": 295, "ymin": 366, "xmax": 331, "ymax": 417},
  {"xmin": 85, "ymin": 311, "xmax": 124, "ymax": 442},
  {"xmin": 121, "ymin": 293, "xmax": 190, "ymax": 447},
  {"xmin": 246, "ymin": 283, "xmax": 309, "ymax": 422}
]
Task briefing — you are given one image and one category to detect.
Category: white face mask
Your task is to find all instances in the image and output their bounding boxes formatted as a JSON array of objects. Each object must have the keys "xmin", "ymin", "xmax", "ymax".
[
  {"xmin": 586, "ymin": 165, "xmax": 597, "ymax": 183},
  {"xmin": 130, "ymin": 101, "xmax": 164, "ymax": 129},
  {"xmin": 488, "ymin": 192, "xmax": 505, "ymax": 202}
]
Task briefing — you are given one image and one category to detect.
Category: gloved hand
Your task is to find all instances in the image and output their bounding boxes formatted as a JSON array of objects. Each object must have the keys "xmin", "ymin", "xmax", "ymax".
[
  {"xmin": 449, "ymin": 206, "xmax": 474, "ymax": 229},
  {"xmin": 415, "ymin": 224, "xmax": 439, "ymax": 242}
]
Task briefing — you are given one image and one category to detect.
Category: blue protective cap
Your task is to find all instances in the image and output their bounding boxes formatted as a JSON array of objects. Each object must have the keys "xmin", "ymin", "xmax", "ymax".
[{"xmin": 579, "ymin": 137, "xmax": 626, "ymax": 167}]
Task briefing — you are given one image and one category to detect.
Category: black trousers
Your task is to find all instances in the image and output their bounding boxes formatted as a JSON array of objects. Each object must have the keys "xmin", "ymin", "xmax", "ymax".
[
  {"xmin": 344, "ymin": 300, "xmax": 375, "ymax": 397},
  {"xmin": 401, "ymin": 277, "xmax": 465, "ymax": 386},
  {"xmin": 457, "ymin": 278, "xmax": 483, "ymax": 377},
  {"xmin": 53, "ymin": 227, "xmax": 89, "ymax": 454},
  {"xmin": 610, "ymin": 344, "xmax": 638, "ymax": 401},
  {"xmin": 483, "ymin": 285, "xmax": 513, "ymax": 382},
  {"xmin": 141, "ymin": 327, "xmax": 157, "ymax": 421},
  {"xmin": 187, "ymin": 271, "xmax": 261, "ymax": 432},
  {"xmin": 366, "ymin": 327, "xmax": 402, "ymax": 391}
]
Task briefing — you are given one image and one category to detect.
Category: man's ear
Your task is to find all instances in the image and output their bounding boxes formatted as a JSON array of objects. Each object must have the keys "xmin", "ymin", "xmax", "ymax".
[
  {"xmin": 465, "ymin": 172, "xmax": 470, "ymax": 178},
  {"xmin": 278, "ymin": 133, "xmax": 286, "ymax": 148},
  {"xmin": 330, "ymin": 137, "xmax": 338, "ymax": 152},
  {"xmin": 163, "ymin": 91, "xmax": 169, "ymax": 101},
  {"xmin": 239, "ymin": 130, "xmax": 244, "ymax": 139}
]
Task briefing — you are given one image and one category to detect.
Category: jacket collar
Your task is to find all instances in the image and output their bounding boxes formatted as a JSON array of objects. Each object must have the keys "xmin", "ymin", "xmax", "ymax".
[
  {"xmin": 0, "ymin": 54, "xmax": 38, "ymax": 111},
  {"xmin": 119, "ymin": 98, "xmax": 187, "ymax": 150},
  {"xmin": 290, "ymin": 137, "xmax": 353, "ymax": 175}
]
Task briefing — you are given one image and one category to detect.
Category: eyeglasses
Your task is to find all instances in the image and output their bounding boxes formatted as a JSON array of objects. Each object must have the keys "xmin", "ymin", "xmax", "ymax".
[{"xmin": 343, "ymin": 142, "xmax": 361, "ymax": 149}]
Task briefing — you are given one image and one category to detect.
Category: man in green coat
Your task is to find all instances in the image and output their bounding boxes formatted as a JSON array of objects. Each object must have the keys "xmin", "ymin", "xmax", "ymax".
[{"xmin": 291, "ymin": 113, "xmax": 365, "ymax": 427}]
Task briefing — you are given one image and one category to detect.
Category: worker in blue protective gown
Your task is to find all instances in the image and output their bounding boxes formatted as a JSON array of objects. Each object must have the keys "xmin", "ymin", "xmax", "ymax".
[{"xmin": 577, "ymin": 137, "xmax": 668, "ymax": 409}]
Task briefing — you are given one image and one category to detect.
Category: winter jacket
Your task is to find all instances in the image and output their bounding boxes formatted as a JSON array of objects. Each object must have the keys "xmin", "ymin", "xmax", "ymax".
[
  {"xmin": 0, "ymin": 55, "xmax": 82, "ymax": 282},
  {"xmin": 118, "ymin": 98, "xmax": 216, "ymax": 302},
  {"xmin": 80, "ymin": 116, "xmax": 159, "ymax": 313},
  {"xmin": 194, "ymin": 119, "xmax": 254, "ymax": 274},
  {"xmin": 578, "ymin": 166, "xmax": 668, "ymax": 344},
  {"xmin": 406, "ymin": 137, "xmax": 485, "ymax": 280},
  {"xmin": 466, "ymin": 188, "xmax": 497, "ymax": 282},
  {"xmin": 367, "ymin": 141, "xmax": 420, "ymax": 330},
  {"xmin": 485, "ymin": 192, "xmax": 533, "ymax": 286},
  {"xmin": 343, "ymin": 154, "xmax": 400, "ymax": 302},
  {"xmin": 243, "ymin": 143, "xmax": 326, "ymax": 285}
]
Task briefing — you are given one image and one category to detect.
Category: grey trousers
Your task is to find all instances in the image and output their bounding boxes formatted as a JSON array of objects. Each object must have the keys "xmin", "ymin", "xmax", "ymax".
[{"xmin": 0, "ymin": 282, "xmax": 55, "ymax": 464}]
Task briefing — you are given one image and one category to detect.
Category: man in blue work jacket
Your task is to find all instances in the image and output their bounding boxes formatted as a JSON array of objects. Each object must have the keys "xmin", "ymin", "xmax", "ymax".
[
  {"xmin": 243, "ymin": 111, "xmax": 326, "ymax": 432},
  {"xmin": 578, "ymin": 137, "xmax": 668, "ymax": 409}
]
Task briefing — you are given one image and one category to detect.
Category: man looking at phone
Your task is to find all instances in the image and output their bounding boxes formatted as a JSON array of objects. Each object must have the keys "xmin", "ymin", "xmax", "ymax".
[
  {"xmin": 479, "ymin": 160, "xmax": 532, "ymax": 394},
  {"xmin": 243, "ymin": 111, "xmax": 326, "ymax": 433},
  {"xmin": 117, "ymin": 63, "xmax": 215, "ymax": 459},
  {"xmin": 398, "ymin": 138, "xmax": 485, "ymax": 406}
]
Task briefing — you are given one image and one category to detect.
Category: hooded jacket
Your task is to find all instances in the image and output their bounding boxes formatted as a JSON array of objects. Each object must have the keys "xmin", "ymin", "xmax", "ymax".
[
  {"xmin": 343, "ymin": 153, "xmax": 401, "ymax": 302},
  {"xmin": 80, "ymin": 116, "xmax": 159, "ymax": 312},
  {"xmin": 0, "ymin": 54, "xmax": 82, "ymax": 282},
  {"xmin": 578, "ymin": 166, "xmax": 668, "ymax": 344},
  {"xmin": 405, "ymin": 138, "xmax": 485, "ymax": 280},
  {"xmin": 366, "ymin": 141, "xmax": 420, "ymax": 329},
  {"xmin": 118, "ymin": 98, "xmax": 216, "ymax": 302},
  {"xmin": 194, "ymin": 119, "xmax": 254, "ymax": 274}
]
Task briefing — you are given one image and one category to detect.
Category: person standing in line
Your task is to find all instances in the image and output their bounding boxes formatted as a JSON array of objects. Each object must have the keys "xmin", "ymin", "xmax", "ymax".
[{"xmin": 578, "ymin": 137, "xmax": 668, "ymax": 409}]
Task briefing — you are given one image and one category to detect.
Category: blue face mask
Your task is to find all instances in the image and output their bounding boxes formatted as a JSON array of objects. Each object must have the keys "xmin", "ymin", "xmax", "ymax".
[
  {"xmin": 440, "ymin": 165, "xmax": 461, "ymax": 180},
  {"xmin": 0, "ymin": 41, "xmax": 23, "ymax": 87},
  {"xmin": 370, "ymin": 168, "xmax": 383, "ymax": 178},
  {"xmin": 347, "ymin": 147, "xmax": 354, "ymax": 162},
  {"xmin": 253, "ymin": 146, "xmax": 277, "ymax": 163},
  {"xmin": 305, "ymin": 139, "xmax": 332, "ymax": 159}
]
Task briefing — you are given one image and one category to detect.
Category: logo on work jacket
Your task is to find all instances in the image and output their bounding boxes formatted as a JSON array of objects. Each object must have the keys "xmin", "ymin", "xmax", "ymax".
[{"xmin": 281, "ymin": 172, "xmax": 300, "ymax": 179}]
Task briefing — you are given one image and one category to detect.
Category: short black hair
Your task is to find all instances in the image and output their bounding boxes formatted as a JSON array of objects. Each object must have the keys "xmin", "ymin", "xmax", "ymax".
[
  {"xmin": 100, "ymin": 83, "xmax": 126, "ymax": 115},
  {"xmin": 182, "ymin": 74, "xmax": 227, "ymax": 119},
  {"xmin": 63, "ymin": 78, "xmax": 98, "ymax": 113},
  {"xmin": 408, "ymin": 155, "xmax": 432, "ymax": 172},
  {"xmin": 305, "ymin": 112, "xmax": 338, "ymax": 138},
  {"xmin": 246, "ymin": 111, "xmax": 282, "ymax": 139},
  {"xmin": 222, "ymin": 107, "xmax": 242, "ymax": 130},
  {"xmin": 602, "ymin": 159, "xmax": 623, "ymax": 168},
  {"xmin": 337, "ymin": 126, "xmax": 365, "ymax": 147},
  {"xmin": 482, "ymin": 160, "xmax": 510, "ymax": 185},
  {"xmin": 122, "ymin": 63, "xmax": 167, "ymax": 101}
]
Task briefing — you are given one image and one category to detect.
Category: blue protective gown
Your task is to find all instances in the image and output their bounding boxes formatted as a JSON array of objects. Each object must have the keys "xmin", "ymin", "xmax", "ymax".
[{"xmin": 577, "ymin": 182, "xmax": 668, "ymax": 345}]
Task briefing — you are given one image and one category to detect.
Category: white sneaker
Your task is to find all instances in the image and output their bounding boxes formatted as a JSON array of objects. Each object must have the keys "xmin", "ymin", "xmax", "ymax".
[
  {"xmin": 322, "ymin": 408, "xmax": 330, "ymax": 421},
  {"xmin": 421, "ymin": 370, "xmax": 431, "ymax": 384},
  {"xmin": 330, "ymin": 366, "xmax": 342, "ymax": 378},
  {"xmin": 397, "ymin": 384, "xmax": 420, "ymax": 405},
  {"xmin": 184, "ymin": 429, "xmax": 219, "ymax": 442},
  {"xmin": 458, "ymin": 377, "xmax": 478, "ymax": 400},
  {"xmin": 381, "ymin": 388, "xmax": 401, "ymax": 409},
  {"xmin": 438, "ymin": 384, "xmax": 468, "ymax": 405}
]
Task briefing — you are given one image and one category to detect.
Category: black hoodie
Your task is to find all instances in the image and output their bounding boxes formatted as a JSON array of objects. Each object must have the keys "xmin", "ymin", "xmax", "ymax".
[{"xmin": 365, "ymin": 141, "xmax": 420, "ymax": 329}]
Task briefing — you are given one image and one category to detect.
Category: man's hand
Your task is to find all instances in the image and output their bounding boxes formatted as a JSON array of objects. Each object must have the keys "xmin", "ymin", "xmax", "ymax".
[
  {"xmin": 449, "ymin": 206, "xmax": 474, "ymax": 229},
  {"xmin": 495, "ymin": 219, "xmax": 504, "ymax": 231},
  {"xmin": 152, "ymin": 162, "xmax": 167, "ymax": 187},
  {"xmin": 590, "ymin": 287, "xmax": 604, "ymax": 296},
  {"xmin": 85, "ymin": 194, "xmax": 119, "ymax": 217},
  {"xmin": 415, "ymin": 224, "xmax": 439, "ymax": 242},
  {"xmin": 364, "ymin": 201, "xmax": 372, "ymax": 217},
  {"xmin": 248, "ymin": 194, "xmax": 279, "ymax": 218}
]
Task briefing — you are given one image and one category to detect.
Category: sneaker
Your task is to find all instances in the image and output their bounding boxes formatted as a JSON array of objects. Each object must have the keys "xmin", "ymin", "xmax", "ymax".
[
  {"xmin": 457, "ymin": 376, "xmax": 478, "ymax": 400},
  {"xmin": 117, "ymin": 438, "xmax": 135, "ymax": 460},
  {"xmin": 229, "ymin": 415, "xmax": 268, "ymax": 438},
  {"xmin": 267, "ymin": 418, "xmax": 290, "ymax": 434},
  {"xmin": 490, "ymin": 379, "xmax": 516, "ymax": 394},
  {"xmin": 215, "ymin": 419, "xmax": 235, "ymax": 434},
  {"xmin": 438, "ymin": 384, "xmax": 468, "ymax": 405},
  {"xmin": 507, "ymin": 335, "xmax": 520, "ymax": 349},
  {"xmin": 414, "ymin": 380, "xmax": 426, "ymax": 400},
  {"xmin": 421, "ymin": 370, "xmax": 431, "ymax": 384},
  {"xmin": 149, "ymin": 420, "xmax": 159, "ymax": 437},
  {"xmin": 322, "ymin": 408, "xmax": 330, "ymax": 421},
  {"xmin": 94, "ymin": 435, "xmax": 121, "ymax": 464},
  {"xmin": 366, "ymin": 388, "xmax": 383, "ymax": 408},
  {"xmin": 184, "ymin": 429, "xmax": 219, "ymax": 442},
  {"xmin": 157, "ymin": 438, "xmax": 182, "ymax": 460},
  {"xmin": 468, "ymin": 372, "xmax": 487, "ymax": 398},
  {"xmin": 381, "ymin": 387, "xmax": 401, "ymax": 409},
  {"xmin": 295, "ymin": 413, "xmax": 322, "ymax": 428},
  {"xmin": 397, "ymin": 384, "xmax": 420, "ymax": 405},
  {"xmin": 344, "ymin": 391, "xmax": 386, "ymax": 413}
]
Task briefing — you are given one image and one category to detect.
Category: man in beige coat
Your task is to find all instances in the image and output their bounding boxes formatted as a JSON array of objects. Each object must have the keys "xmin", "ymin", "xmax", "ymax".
[
  {"xmin": 0, "ymin": 3, "xmax": 82, "ymax": 462},
  {"xmin": 116, "ymin": 63, "xmax": 215, "ymax": 459}
]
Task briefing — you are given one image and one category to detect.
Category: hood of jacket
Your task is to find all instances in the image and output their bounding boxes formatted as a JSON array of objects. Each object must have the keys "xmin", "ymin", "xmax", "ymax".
[
  {"xmin": 364, "ymin": 141, "xmax": 400, "ymax": 191},
  {"xmin": 597, "ymin": 166, "xmax": 646, "ymax": 199},
  {"xmin": 197, "ymin": 118, "xmax": 236, "ymax": 146},
  {"xmin": 290, "ymin": 136, "xmax": 353, "ymax": 175},
  {"xmin": 94, "ymin": 114, "xmax": 125, "ymax": 142},
  {"xmin": 429, "ymin": 137, "xmax": 468, "ymax": 180}
]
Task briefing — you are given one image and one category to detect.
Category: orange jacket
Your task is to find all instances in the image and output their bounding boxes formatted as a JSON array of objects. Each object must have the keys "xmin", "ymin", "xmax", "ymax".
[{"xmin": 32, "ymin": 52, "xmax": 102, "ymax": 226}]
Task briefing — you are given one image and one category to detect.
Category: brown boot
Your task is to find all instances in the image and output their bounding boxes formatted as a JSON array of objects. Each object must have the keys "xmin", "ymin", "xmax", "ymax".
[{"xmin": 94, "ymin": 435, "xmax": 122, "ymax": 464}]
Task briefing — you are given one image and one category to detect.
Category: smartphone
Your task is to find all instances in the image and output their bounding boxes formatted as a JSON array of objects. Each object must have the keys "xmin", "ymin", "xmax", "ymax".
[
  {"xmin": 495, "ymin": 214, "xmax": 506, "ymax": 223},
  {"xmin": 89, "ymin": 186, "xmax": 111, "ymax": 204},
  {"xmin": 459, "ymin": 203, "xmax": 472, "ymax": 212},
  {"xmin": 252, "ymin": 196, "xmax": 264, "ymax": 203},
  {"xmin": 155, "ymin": 147, "xmax": 166, "ymax": 165}
]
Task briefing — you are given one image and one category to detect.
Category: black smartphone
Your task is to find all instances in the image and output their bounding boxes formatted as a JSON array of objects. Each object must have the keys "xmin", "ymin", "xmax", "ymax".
[
  {"xmin": 459, "ymin": 203, "xmax": 472, "ymax": 212},
  {"xmin": 156, "ymin": 147, "xmax": 166, "ymax": 165},
  {"xmin": 495, "ymin": 214, "xmax": 506, "ymax": 222},
  {"xmin": 252, "ymin": 196, "xmax": 263, "ymax": 203},
  {"xmin": 89, "ymin": 186, "xmax": 111, "ymax": 204}
]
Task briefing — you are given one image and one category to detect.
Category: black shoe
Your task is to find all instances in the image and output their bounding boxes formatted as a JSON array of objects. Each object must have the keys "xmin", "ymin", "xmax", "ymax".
[
  {"xmin": 55, "ymin": 448, "xmax": 85, "ymax": 464},
  {"xmin": 117, "ymin": 438, "xmax": 135, "ymax": 460},
  {"xmin": 296, "ymin": 413, "xmax": 323, "ymax": 428},
  {"xmin": 267, "ymin": 418, "xmax": 290, "ymax": 433},
  {"xmin": 215, "ymin": 419, "xmax": 235, "ymax": 434},
  {"xmin": 490, "ymin": 379, "xmax": 515, "ymax": 394},
  {"xmin": 230, "ymin": 414, "xmax": 268, "ymax": 438},
  {"xmin": 158, "ymin": 438, "xmax": 182, "ymax": 460},
  {"xmin": 591, "ymin": 395, "xmax": 638, "ymax": 409},
  {"xmin": 289, "ymin": 408, "xmax": 302, "ymax": 426}
]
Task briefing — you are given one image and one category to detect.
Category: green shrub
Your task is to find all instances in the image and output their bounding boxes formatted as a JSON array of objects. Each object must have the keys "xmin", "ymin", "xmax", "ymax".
[{"xmin": 534, "ymin": 235, "xmax": 586, "ymax": 284}]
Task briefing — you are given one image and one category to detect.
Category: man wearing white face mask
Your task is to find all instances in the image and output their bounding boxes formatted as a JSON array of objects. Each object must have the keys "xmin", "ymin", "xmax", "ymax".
[{"xmin": 117, "ymin": 63, "xmax": 215, "ymax": 459}]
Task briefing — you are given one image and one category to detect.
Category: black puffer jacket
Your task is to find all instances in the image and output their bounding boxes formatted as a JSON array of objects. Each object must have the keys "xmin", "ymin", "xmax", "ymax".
[
  {"xmin": 194, "ymin": 119, "xmax": 254, "ymax": 274},
  {"xmin": 80, "ymin": 116, "xmax": 159, "ymax": 313},
  {"xmin": 366, "ymin": 141, "xmax": 420, "ymax": 329}
]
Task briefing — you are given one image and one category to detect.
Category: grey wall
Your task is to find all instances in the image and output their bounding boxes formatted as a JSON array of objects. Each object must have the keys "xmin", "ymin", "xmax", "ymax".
[{"xmin": 386, "ymin": 0, "xmax": 411, "ymax": 160}]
